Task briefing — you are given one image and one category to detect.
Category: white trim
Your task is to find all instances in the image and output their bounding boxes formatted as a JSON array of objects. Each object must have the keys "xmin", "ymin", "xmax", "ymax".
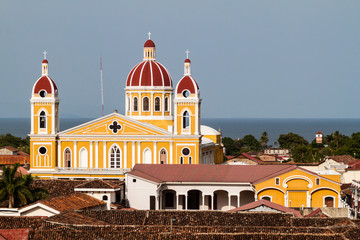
[
  {"xmin": 153, "ymin": 142, "xmax": 157, "ymax": 164},
  {"xmin": 142, "ymin": 96, "xmax": 150, "ymax": 112},
  {"xmin": 19, "ymin": 203, "xmax": 60, "ymax": 215},
  {"xmin": 108, "ymin": 143, "xmax": 122, "ymax": 169},
  {"xmin": 143, "ymin": 147, "xmax": 152, "ymax": 164},
  {"xmin": 133, "ymin": 96, "xmax": 138, "ymax": 112},
  {"xmin": 79, "ymin": 147, "xmax": 88, "ymax": 168},
  {"xmin": 74, "ymin": 141, "xmax": 77, "ymax": 168},
  {"xmin": 63, "ymin": 147, "xmax": 72, "ymax": 168},
  {"xmin": 154, "ymin": 96, "xmax": 161, "ymax": 112},
  {"xmin": 310, "ymin": 187, "xmax": 340, "ymax": 195},
  {"xmin": 282, "ymin": 175, "xmax": 313, "ymax": 188},
  {"xmin": 95, "ymin": 141, "xmax": 99, "ymax": 168},
  {"xmin": 181, "ymin": 147, "xmax": 191, "ymax": 156},
  {"xmin": 257, "ymin": 187, "xmax": 285, "ymax": 195}
]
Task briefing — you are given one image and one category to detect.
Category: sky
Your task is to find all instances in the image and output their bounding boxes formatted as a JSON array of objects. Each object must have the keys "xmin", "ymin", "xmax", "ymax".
[{"xmin": 0, "ymin": 1, "xmax": 359, "ymax": 119}]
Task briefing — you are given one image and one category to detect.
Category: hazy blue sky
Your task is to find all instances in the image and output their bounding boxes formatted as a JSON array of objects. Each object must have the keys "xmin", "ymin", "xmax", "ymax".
[{"xmin": 1, "ymin": 1, "xmax": 359, "ymax": 118}]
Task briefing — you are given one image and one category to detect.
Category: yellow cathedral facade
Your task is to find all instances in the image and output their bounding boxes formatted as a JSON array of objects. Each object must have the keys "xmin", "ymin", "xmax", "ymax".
[{"xmin": 29, "ymin": 35, "xmax": 224, "ymax": 179}]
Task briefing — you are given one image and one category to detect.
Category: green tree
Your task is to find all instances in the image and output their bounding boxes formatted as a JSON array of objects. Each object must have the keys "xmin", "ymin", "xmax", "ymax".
[
  {"xmin": 242, "ymin": 134, "xmax": 260, "ymax": 150},
  {"xmin": 0, "ymin": 134, "xmax": 30, "ymax": 154},
  {"xmin": 278, "ymin": 132, "xmax": 308, "ymax": 149},
  {"xmin": 260, "ymin": 131, "xmax": 269, "ymax": 148},
  {"xmin": 0, "ymin": 163, "xmax": 48, "ymax": 208},
  {"xmin": 291, "ymin": 146, "xmax": 324, "ymax": 163}
]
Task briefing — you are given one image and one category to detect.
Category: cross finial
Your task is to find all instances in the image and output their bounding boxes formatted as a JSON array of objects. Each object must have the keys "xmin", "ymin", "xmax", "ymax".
[
  {"xmin": 43, "ymin": 50, "xmax": 47, "ymax": 59},
  {"xmin": 148, "ymin": 32, "xmax": 151, "ymax": 39},
  {"xmin": 185, "ymin": 49, "xmax": 190, "ymax": 59}
]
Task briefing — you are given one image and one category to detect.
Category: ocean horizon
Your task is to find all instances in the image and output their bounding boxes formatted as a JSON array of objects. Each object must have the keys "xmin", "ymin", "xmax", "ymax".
[{"xmin": 1, "ymin": 117, "xmax": 360, "ymax": 146}]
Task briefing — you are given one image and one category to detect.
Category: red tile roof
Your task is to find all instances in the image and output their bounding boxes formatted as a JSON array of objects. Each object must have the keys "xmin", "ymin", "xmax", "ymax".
[
  {"xmin": 304, "ymin": 208, "xmax": 328, "ymax": 218},
  {"xmin": 327, "ymin": 155, "xmax": 357, "ymax": 165},
  {"xmin": 129, "ymin": 164, "xmax": 296, "ymax": 184},
  {"xmin": 0, "ymin": 155, "xmax": 29, "ymax": 165},
  {"xmin": 0, "ymin": 229, "xmax": 30, "ymax": 240},
  {"xmin": 75, "ymin": 180, "xmax": 121, "ymax": 189},
  {"xmin": 241, "ymin": 153, "xmax": 264, "ymax": 164},
  {"xmin": 347, "ymin": 160, "xmax": 360, "ymax": 170},
  {"xmin": 22, "ymin": 193, "xmax": 105, "ymax": 213},
  {"xmin": 0, "ymin": 146, "xmax": 28, "ymax": 155},
  {"xmin": 229, "ymin": 199, "xmax": 302, "ymax": 217}
]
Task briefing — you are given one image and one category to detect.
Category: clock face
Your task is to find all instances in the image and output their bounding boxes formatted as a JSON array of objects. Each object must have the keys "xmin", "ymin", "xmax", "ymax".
[{"xmin": 39, "ymin": 90, "xmax": 47, "ymax": 98}]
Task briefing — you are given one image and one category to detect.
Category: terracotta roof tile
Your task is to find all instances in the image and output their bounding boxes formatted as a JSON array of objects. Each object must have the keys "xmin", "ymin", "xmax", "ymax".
[
  {"xmin": 129, "ymin": 164, "xmax": 296, "ymax": 184},
  {"xmin": 229, "ymin": 199, "xmax": 302, "ymax": 217},
  {"xmin": 327, "ymin": 155, "xmax": 357, "ymax": 164},
  {"xmin": 75, "ymin": 180, "xmax": 121, "ymax": 189},
  {"xmin": 23, "ymin": 193, "xmax": 105, "ymax": 213},
  {"xmin": 0, "ymin": 229, "xmax": 30, "ymax": 240},
  {"xmin": 304, "ymin": 208, "xmax": 328, "ymax": 218},
  {"xmin": 0, "ymin": 155, "xmax": 29, "ymax": 165}
]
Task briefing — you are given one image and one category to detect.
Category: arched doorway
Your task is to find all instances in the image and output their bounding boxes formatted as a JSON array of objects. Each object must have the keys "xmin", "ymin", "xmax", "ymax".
[
  {"xmin": 187, "ymin": 190, "xmax": 201, "ymax": 210},
  {"xmin": 213, "ymin": 190, "xmax": 229, "ymax": 210},
  {"xmin": 162, "ymin": 190, "xmax": 176, "ymax": 209},
  {"xmin": 240, "ymin": 190, "xmax": 255, "ymax": 206}
]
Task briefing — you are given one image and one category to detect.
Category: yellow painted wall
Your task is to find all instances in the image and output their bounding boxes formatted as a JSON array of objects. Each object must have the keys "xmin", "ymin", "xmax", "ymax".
[
  {"xmin": 257, "ymin": 188, "xmax": 284, "ymax": 206},
  {"xmin": 311, "ymin": 189, "xmax": 338, "ymax": 207}
]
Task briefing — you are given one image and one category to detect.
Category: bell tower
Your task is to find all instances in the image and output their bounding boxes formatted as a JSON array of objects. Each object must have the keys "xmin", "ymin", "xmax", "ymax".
[
  {"xmin": 174, "ymin": 50, "xmax": 201, "ymax": 135},
  {"xmin": 29, "ymin": 51, "xmax": 59, "ymax": 171}
]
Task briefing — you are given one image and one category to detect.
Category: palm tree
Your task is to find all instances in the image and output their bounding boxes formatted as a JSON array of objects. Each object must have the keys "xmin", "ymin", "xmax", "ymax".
[
  {"xmin": 260, "ymin": 131, "xmax": 269, "ymax": 148},
  {"xmin": 0, "ymin": 163, "xmax": 47, "ymax": 208}
]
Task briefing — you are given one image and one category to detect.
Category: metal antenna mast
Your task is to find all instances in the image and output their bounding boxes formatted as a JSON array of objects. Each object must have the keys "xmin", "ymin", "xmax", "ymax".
[{"xmin": 100, "ymin": 57, "xmax": 104, "ymax": 116}]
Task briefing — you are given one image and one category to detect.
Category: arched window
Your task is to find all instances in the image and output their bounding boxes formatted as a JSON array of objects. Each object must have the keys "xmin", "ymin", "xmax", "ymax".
[
  {"xmin": 180, "ymin": 156, "xmax": 184, "ymax": 164},
  {"xmin": 183, "ymin": 111, "xmax": 190, "ymax": 129},
  {"xmin": 133, "ymin": 97, "xmax": 138, "ymax": 112},
  {"xmin": 262, "ymin": 196, "xmax": 271, "ymax": 202},
  {"xmin": 154, "ymin": 97, "xmax": 160, "ymax": 111},
  {"xmin": 160, "ymin": 149, "xmax": 167, "ymax": 164},
  {"xmin": 110, "ymin": 145, "xmax": 121, "ymax": 168},
  {"xmin": 164, "ymin": 97, "xmax": 169, "ymax": 112},
  {"xmin": 64, "ymin": 148, "xmax": 71, "ymax": 168},
  {"xmin": 324, "ymin": 196, "xmax": 334, "ymax": 207},
  {"xmin": 79, "ymin": 148, "xmax": 88, "ymax": 168},
  {"xmin": 102, "ymin": 195, "xmax": 108, "ymax": 201},
  {"xmin": 39, "ymin": 111, "xmax": 46, "ymax": 129},
  {"xmin": 143, "ymin": 97, "xmax": 149, "ymax": 111},
  {"xmin": 143, "ymin": 148, "xmax": 152, "ymax": 164}
]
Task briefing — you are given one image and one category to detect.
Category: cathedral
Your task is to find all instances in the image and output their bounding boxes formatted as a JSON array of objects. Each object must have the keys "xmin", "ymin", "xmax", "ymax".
[{"xmin": 29, "ymin": 35, "xmax": 224, "ymax": 179}]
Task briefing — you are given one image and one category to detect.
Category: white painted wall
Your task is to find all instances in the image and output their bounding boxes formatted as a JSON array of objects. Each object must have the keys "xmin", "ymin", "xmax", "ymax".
[{"xmin": 126, "ymin": 175, "xmax": 158, "ymax": 210}]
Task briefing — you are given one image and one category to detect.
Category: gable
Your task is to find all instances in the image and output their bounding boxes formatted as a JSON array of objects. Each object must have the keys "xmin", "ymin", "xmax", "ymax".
[{"xmin": 59, "ymin": 113, "xmax": 170, "ymax": 136}]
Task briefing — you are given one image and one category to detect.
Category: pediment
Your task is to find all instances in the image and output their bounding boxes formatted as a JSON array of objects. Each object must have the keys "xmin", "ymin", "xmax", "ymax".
[{"xmin": 59, "ymin": 113, "xmax": 170, "ymax": 136}]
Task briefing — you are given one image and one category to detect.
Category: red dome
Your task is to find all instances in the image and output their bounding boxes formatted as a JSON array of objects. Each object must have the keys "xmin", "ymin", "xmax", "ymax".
[
  {"xmin": 126, "ymin": 61, "xmax": 172, "ymax": 87},
  {"xmin": 184, "ymin": 58, "xmax": 191, "ymax": 63},
  {"xmin": 176, "ymin": 76, "xmax": 199, "ymax": 94},
  {"xmin": 33, "ymin": 76, "xmax": 58, "ymax": 94},
  {"xmin": 42, "ymin": 59, "xmax": 48, "ymax": 64},
  {"xmin": 144, "ymin": 39, "xmax": 155, "ymax": 48}
]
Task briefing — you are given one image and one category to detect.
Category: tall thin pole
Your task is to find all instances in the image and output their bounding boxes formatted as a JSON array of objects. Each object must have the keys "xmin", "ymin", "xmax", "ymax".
[{"xmin": 100, "ymin": 57, "xmax": 104, "ymax": 116}]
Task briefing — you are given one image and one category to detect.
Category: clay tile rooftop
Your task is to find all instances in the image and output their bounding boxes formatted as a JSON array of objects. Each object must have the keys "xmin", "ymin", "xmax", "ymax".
[{"xmin": 75, "ymin": 179, "xmax": 122, "ymax": 189}]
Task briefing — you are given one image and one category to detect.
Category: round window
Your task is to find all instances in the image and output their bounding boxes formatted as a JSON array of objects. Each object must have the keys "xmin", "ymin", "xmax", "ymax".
[
  {"xmin": 182, "ymin": 147, "xmax": 190, "ymax": 156},
  {"xmin": 39, "ymin": 90, "xmax": 47, "ymax": 98},
  {"xmin": 38, "ymin": 146, "xmax": 47, "ymax": 155},
  {"xmin": 182, "ymin": 90, "xmax": 190, "ymax": 98}
]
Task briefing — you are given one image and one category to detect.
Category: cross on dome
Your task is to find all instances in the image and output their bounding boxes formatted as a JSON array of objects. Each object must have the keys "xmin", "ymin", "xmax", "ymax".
[
  {"xmin": 43, "ymin": 50, "xmax": 48, "ymax": 59},
  {"xmin": 186, "ymin": 49, "xmax": 190, "ymax": 59},
  {"xmin": 148, "ymin": 32, "xmax": 151, "ymax": 39}
]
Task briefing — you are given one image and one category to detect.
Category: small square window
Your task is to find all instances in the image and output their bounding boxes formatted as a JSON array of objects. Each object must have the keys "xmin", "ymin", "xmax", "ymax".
[
  {"xmin": 275, "ymin": 178, "xmax": 280, "ymax": 185},
  {"xmin": 316, "ymin": 178, "xmax": 320, "ymax": 185},
  {"xmin": 133, "ymin": 179, "xmax": 136, "ymax": 183}
]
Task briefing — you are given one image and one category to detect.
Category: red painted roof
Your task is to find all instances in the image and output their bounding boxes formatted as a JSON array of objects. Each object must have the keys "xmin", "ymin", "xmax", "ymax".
[
  {"xmin": 129, "ymin": 164, "xmax": 296, "ymax": 184},
  {"xmin": 144, "ymin": 39, "xmax": 155, "ymax": 48},
  {"xmin": 327, "ymin": 155, "xmax": 357, "ymax": 165},
  {"xmin": 176, "ymin": 76, "xmax": 199, "ymax": 94},
  {"xmin": 241, "ymin": 153, "xmax": 264, "ymax": 164},
  {"xmin": 184, "ymin": 58, "xmax": 191, "ymax": 63},
  {"xmin": 126, "ymin": 61, "xmax": 172, "ymax": 87},
  {"xmin": 33, "ymin": 76, "xmax": 58, "ymax": 94},
  {"xmin": 316, "ymin": 131, "xmax": 323, "ymax": 134},
  {"xmin": 229, "ymin": 199, "xmax": 302, "ymax": 217},
  {"xmin": 0, "ymin": 155, "xmax": 29, "ymax": 165},
  {"xmin": 42, "ymin": 59, "xmax": 48, "ymax": 63}
]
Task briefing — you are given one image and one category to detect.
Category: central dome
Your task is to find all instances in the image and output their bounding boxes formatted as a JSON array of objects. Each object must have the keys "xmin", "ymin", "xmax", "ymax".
[{"xmin": 126, "ymin": 37, "xmax": 173, "ymax": 88}]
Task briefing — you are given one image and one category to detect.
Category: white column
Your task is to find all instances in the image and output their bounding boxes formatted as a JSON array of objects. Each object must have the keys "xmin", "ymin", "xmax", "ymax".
[
  {"xmin": 89, "ymin": 141, "xmax": 93, "ymax": 168},
  {"xmin": 103, "ymin": 141, "xmax": 107, "ymax": 168},
  {"xmin": 95, "ymin": 141, "xmax": 99, "ymax": 168},
  {"xmin": 132, "ymin": 141, "xmax": 136, "ymax": 167},
  {"xmin": 151, "ymin": 92, "xmax": 154, "ymax": 116},
  {"xmin": 51, "ymin": 104, "xmax": 55, "ymax": 134},
  {"xmin": 185, "ymin": 194, "xmax": 187, "ymax": 210},
  {"xmin": 195, "ymin": 104, "xmax": 199, "ymax": 135},
  {"xmin": 202, "ymin": 194, "xmax": 205, "ymax": 210},
  {"xmin": 159, "ymin": 192, "xmax": 162, "ymax": 210},
  {"xmin": 124, "ymin": 141, "xmax": 127, "ymax": 169},
  {"xmin": 307, "ymin": 192, "xmax": 311, "ymax": 207},
  {"xmin": 74, "ymin": 141, "xmax": 77, "ymax": 168},
  {"xmin": 139, "ymin": 92, "xmax": 142, "ymax": 115},
  {"xmin": 174, "ymin": 102, "xmax": 177, "ymax": 134},
  {"xmin": 162, "ymin": 93, "xmax": 165, "ymax": 116},
  {"xmin": 137, "ymin": 142, "xmax": 141, "ymax": 164},
  {"xmin": 155, "ymin": 195, "xmax": 158, "ymax": 210},
  {"xmin": 211, "ymin": 194, "xmax": 214, "ymax": 210},
  {"xmin": 30, "ymin": 103, "xmax": 34, "ymax": 134},
  {"xmin": 129, "ymin": 93, "xmax": 132, "ymax": 116},
  {"xmin": 170, "ymin": 142, "xmax": 173, "ymax": 164},
  {"xmin": 153, "ymin": 141, "xmax": 157, "ymax": 164},
  {"xmin": 170, "ymin": 93, "xmax": 173, "ymax": 116},
  {"xmin": 228, "ymin": 195, "xmax": 231, "ymax": 210},
  {"xmin": 57, "ymin": 141, "xmax": 61, "ymax": 168},
  {"xmin": 176, "ymin": 194, "xmax": 178, "ymax": 210}
]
